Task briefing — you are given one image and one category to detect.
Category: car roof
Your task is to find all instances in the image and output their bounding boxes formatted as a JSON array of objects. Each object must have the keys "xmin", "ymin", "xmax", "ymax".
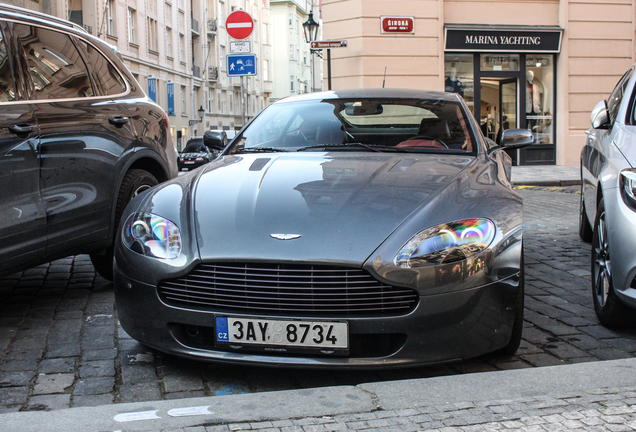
[{"xmin": 275, "ymin": 88, "xmax": 462, "ymax": 105}]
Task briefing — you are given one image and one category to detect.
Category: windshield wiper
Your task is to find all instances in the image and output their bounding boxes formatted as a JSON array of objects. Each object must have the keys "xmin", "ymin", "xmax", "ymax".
[
  {"xmin": 296, "ymin": 143, "xmax": 395, "ymax": 153},
  {"xmin": 236, "ymin": 147, "xmax": 290, "ymax": 153}
]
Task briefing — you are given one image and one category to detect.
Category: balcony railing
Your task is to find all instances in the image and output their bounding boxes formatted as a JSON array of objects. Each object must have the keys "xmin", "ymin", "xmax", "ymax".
[
  {"xmin": 208, "ymin": 18, "xmax": 217, "ymax": 34},
  {"xmin": 191, "ymin": 17, "xmax": 199, "ymax": 34},
  {"xmin": 192, "ymin": 65, "xmax": 201, "ymax": 78}
]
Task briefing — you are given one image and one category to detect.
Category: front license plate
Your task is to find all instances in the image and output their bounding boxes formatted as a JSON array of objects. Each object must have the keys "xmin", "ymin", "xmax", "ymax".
[
  {"xmin": 184, "ymin": 161, "xmax": 195, "ymax": 164},
  {"xmin": 215, "ymin": 317, "xmax": 348, "ymax": 351}
]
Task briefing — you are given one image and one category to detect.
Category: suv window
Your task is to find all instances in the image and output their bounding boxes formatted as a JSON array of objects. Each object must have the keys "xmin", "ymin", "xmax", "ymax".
[
  {"xmin": 0, "ymin": 27, "xmax": 15, "ymax": 102},
  {"xmin": 607, "ymin": 68, "xmax": 633, "ymax": 124},
  {"xmin": 13, "ymin": 24, "xmax": 94, "ymax": 100},
  {"xmin": 75, "ymin": 38, "xmax": 126, "ymax": 96}
]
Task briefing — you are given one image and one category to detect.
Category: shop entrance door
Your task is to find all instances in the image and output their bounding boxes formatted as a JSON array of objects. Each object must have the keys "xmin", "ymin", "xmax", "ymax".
[{"xmin": 479, "ymin": 77, "xmax": 520, "ymax": 162}]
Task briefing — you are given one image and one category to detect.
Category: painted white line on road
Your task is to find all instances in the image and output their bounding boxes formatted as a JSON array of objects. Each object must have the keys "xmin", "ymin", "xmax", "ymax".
[
  {"xmin": 167, "ymin": 405, "xmax": 214, "ymax": 417},
  {"xmin": 114, "ymin": 410, "xmax": 160, "ymax": 422}
]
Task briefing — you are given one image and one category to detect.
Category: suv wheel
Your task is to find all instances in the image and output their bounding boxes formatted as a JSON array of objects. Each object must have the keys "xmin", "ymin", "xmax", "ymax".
[{"xmin": 91, "ymin": 169, "xmax": 158, "ymax": 280}]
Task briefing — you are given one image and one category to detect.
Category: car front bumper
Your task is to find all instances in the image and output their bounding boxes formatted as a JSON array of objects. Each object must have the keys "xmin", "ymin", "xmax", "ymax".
[{"xmin": 114, "ymin": 267, "xmax": 520, "ymax": 369}]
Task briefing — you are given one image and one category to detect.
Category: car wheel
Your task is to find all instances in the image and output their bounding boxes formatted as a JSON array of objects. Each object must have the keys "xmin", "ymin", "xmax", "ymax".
[
  {"xmin": 591, "ymin": 198, "xmax": 635, "ymax": 327},
  {"xmin": 496, "ymin": 243, "xmax": 524, "ymax": 355},
  {"xmin": 90, "ymin": 169, "xmax": 158, "ymax": 280},
  {"xmin": 579, "ymin": 187, "xmax": 593, "ymax": 242}
]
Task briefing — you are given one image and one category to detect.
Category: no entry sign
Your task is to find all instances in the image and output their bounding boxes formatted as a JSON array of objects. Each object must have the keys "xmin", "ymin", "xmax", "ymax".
[{"xmin": 226, "ymin": 10, "xmax": 254, "ymax": 40}]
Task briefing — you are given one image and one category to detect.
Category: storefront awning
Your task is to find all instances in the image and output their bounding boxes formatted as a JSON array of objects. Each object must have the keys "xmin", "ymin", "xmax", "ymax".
[{"xmin": 445, "ymin": 24, "xmax": 563, "ymax": 53}]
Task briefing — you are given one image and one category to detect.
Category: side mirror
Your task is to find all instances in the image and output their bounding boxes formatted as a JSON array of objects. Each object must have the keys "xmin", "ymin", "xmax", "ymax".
[
  {"xmin": 590, "ymin": 100, "xmax": 610, "ymax": 129},
  {"xmin": 203, "ymin": 133, "xmax": 227, "ymax": 151},
  {"xmin": 500, "ymin": 129, "xmax": 534, "ymax": 149}
]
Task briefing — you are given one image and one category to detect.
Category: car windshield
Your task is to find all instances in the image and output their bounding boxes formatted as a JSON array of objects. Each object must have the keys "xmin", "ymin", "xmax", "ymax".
[
  {"xmin": 183, "ymin": 140, "xmax": 206, "ymax": 153},
  {"xmin": 228, "ymin": 97, "xmax": 477, "ymax": 154}
]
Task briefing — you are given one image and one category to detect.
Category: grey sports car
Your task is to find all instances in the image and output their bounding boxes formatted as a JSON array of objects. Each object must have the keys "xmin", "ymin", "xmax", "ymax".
[{"xmin": 114, "ymin": 89, "xmax": 532, "ymax": 368}]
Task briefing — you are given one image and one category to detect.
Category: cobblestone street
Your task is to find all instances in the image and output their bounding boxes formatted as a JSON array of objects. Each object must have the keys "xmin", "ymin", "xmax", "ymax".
[{"xmin": 2, "ymin": 188, "xmax": 635, "ymax": 414}]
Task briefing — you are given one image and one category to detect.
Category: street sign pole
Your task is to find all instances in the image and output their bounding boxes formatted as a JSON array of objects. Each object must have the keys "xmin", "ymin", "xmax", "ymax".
[
  {"xmin": 310, "ymin": 40, "xmax": 347, "ymax": 91},
  {"xmin": 241, "ymin": 76, "xmax": 245, "ymax": 126},
  {"xmin": 327, "ymin": 49, "xmax": 332, "ymax": 90}
]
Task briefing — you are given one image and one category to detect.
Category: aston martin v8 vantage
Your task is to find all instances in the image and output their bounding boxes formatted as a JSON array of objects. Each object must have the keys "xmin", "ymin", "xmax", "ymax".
[{"xmin": 114, "ymin": 89, "xmax": 531, "ymax": 368}]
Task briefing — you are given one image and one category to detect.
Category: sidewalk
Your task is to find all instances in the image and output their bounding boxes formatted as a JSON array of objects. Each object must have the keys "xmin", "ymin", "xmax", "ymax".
[
  {"xmin": 511, "ymin": 165, "xmax": 580, "ymax": 186},
  {"xmin": 3, "ymin": 357, "xmax": 636, "ymax": 431}
]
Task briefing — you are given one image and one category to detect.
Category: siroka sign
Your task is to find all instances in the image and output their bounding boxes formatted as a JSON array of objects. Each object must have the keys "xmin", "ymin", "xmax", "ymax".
[
  {"xmin": 226, "ymin": 10, "xmax": 254, "ymax": 40},
  {"xmin": 381, "ymin": 16, "xmax": 414, "ymax": 34}
]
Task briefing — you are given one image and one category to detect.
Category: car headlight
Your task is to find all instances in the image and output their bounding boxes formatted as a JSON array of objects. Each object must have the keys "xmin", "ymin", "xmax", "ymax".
[
  {"xmin": 620, "ymin": 169, "xmax": 636, "ymax": 207},
  {"xmin": 395, "ymin": 218, "xmax": 495, "ymax": 268},
  {"xmin": 122, "ymin": 212, "xmax": 182, "ymax": 259}
]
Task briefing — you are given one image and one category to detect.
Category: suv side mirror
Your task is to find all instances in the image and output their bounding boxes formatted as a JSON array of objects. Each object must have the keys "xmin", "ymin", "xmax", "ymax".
[
  {"xmin": 500, "ymin": 129, "xmax": 534, "ymax": 149},
  {"xmin": 590, "ymin": 100, "xmax": 610, "ymax": 129}
]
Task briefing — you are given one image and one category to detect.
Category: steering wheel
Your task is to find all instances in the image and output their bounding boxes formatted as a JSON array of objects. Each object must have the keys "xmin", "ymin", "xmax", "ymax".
[
  {"xmin": 406, "ymin": 135, "xmax": 449, "ymax": 148},
  {"xmin": 285, "ymin": 130, "xmax": 308, "ymax": 144}
]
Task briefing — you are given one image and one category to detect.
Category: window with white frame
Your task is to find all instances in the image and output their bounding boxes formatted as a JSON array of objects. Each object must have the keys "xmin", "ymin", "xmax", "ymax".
[
  {"xmin": 166, "ymin": 27, "xmax": 172, "ymax": 57},
  {"xmin": 106, "ymin": 0, "xmax": 116, "ymax": 36},
  {"xmin": 208, "ymin": 88, "xmax": 214, "ymax": 113},
  {"xmin": 263, "ymin": 23, "xmax": 269, "ymax": 45},
  {"xmin": 221, "ymin": 90, "xmax": 226, "ymax": 114},
  {"xmin": 179, "ymin": 33, "xmax": 185, "ymax": 62},
  {"xmin": 289, "ymin": 44, "xmax": 293, "ymax": 60},
  {"xmin": 288, "ymin": 14, "xmax": 293, "ymax": 28},
  {"xmin": 148, "ymin": 18, "xmax": 158, "ymax": 52},
  {"xmin": 127, "ymin": 8, "xmax": 136, "ymax": 44},
  {"xmin": 181, "ymin": 85, "xmax": 187, "ymax": 114},
  {"xmin": 290, "ymin": 76, "xmax": 295, "ymax": 92},
  {"xmin": 263, "ymin": 59, "xmax": 269, "ymax": 81}
]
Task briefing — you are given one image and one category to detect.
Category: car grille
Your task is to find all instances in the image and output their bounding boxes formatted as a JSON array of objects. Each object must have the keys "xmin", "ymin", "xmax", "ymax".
[{"xmin": 158, "ymin": 263, "xmax": 419, "ymax": 318}]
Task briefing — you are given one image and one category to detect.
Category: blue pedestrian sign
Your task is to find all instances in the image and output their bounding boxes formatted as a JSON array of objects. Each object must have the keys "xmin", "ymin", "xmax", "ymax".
[{"xmin": 227, "ymin": 54, "xmax": 257, "ymax": 77}]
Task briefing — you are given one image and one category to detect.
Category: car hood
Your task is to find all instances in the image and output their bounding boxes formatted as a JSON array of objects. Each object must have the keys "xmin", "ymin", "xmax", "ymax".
[{"xmin": 193, "ymin": 152, "xmax": 475, "ymax": 264}]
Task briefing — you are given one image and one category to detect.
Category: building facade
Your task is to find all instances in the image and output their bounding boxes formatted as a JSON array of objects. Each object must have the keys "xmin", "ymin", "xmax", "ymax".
[
  {"xmin": 11, "ymin": 0, "xmax": 273, "ymax": 151},
  {"xmin": 269, "ymin": 0, "xmax": 314, "ymax": 101},
  {"xmin": 321, "ymin": 0, "xmax": 636, "ymax": 166}
]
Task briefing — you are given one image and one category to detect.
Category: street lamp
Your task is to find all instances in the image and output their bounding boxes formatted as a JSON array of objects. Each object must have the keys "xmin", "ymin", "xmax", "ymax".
[
  {"xmin": 189, "ymin": 105, "xmax": 205, "ymax": 126},
  {"xmin": 302, "ymin": 11, "xmax": 319, "ymax": 44},
  {"xmin": 302, "ymin": 11, "xmax": 320, "ymax": 92}
]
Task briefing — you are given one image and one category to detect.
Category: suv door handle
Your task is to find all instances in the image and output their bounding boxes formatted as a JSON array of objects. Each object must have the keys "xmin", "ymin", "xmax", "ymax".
[
  {"xmin": 108, "ymin": 116, "xmax": 129, "ymax": 128},
  {"xmin": 8, "ymin": 123, "xmax": 36, "ymax": 137}
]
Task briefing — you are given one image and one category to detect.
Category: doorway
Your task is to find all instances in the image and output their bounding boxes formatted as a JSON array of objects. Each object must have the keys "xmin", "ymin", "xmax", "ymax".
[{"xmin": 480, "ymin": 78, "xmax": 517, "ymax": 144}]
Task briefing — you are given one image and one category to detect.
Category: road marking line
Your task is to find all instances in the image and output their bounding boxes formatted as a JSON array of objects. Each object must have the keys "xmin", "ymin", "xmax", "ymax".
[
  {"xmin": 167, "ymin": 406, "xmax": 213, "ymax": 417},
  {"xmin": 114, "ymin": 410, "xmax": 160, "ymax": 422}
]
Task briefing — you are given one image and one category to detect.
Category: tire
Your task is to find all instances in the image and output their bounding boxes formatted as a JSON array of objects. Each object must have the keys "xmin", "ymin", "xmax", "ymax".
[
  {"xmin": 579, "ymin": 187, "xmax": 593, "ymax": 242},
  {"xmin": 497, "ymin": 244, "xmax": 524, "ymax": 355},
  {"xmin": 91, "ymin": 169, "xmax": 158, "ymax": 280},
  {"xmin": 591, "ymin": 198, "xmax": 635, "ymax": 327}
]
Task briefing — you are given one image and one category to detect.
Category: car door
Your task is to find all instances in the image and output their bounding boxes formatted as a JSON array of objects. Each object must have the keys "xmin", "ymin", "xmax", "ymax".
[
  {"xmin": 583, "ymin": 68, "xmax": 633, "ymax": 224},
  {"xmin": 0, "ymin": 21, "xmax": 46, "ymax": 273},
  {"xmin": 11, "ymin": 22, "xmax": 133, "ymax": 256}
]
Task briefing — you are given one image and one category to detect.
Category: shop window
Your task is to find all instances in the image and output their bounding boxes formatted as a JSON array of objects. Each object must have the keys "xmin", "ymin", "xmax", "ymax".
[
  {"xmin": 444, "ymin": 54, "xmax": 474, "ymax": 113},
  {"xmin": 525, "ymin": 55, "xmax": 554, "ymax": 146}
]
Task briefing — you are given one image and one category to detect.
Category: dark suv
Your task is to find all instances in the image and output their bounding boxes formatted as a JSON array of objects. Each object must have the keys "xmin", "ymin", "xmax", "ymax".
[{"xmin": 0, "ymin": 5, "xmax": 177, "ymax": 280}]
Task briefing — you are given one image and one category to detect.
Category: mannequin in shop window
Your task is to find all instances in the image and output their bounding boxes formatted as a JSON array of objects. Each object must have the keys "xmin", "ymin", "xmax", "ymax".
[
  {"xmin": 526, "ymin": 70, "xmax": 543, "ymax": 115},
  {"xmin": 526, "ymin": 70, "xmax": 544, "ymax": 137},
  {"xmin": 445, "ymin": 66, "xmax": 464, "ymax": 97}
]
